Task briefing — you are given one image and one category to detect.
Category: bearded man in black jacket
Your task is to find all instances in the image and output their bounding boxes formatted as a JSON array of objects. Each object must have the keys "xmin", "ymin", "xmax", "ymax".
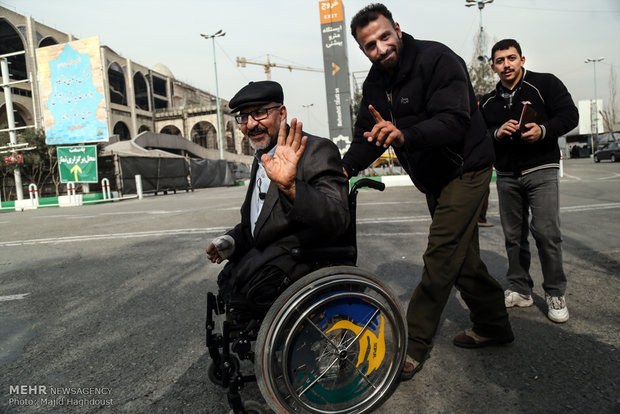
[
  {"xmin": 480, "ymin": 39, "xmax": 578, "ymax": 324},
  {"xmin": 342, "ymin": 3, "xmax": 513, "ymax": 381}
]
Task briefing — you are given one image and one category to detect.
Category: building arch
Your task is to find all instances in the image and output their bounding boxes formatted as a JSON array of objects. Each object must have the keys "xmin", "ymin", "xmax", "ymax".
[
  {"xmin": 225, "ymin": 121, "xmax": 236, "ymax": 153},
  {"xmin": 113, "ymin": 121, "xmax": 130, "ymax": 140},
  {"xmin": 190, "ymin": 121, "xmax": 217, "ymax": 149},
  {"xmin": 133, "ymin": 71, "xmax": 149, "ymax": 111},
  {"xmin": 0, "ymin": 102, "xmax": 33, "ymax": 129},
  {"xmin": 138, "ymin": 125, "xmax": 150, "ymax": 134},
  {"xmin": 160, "ymin": 125, "xmax": 181, "ymax": 135},
  {"xmin": 108, "ymin": 62, "xmax": 127, "ymax": 105},
  {"xmin": 0, "ymin": 18, "xmax": 27, "ymax": 80},
  {"xmin": 38, "ymin": 36, "xmax": 59, "ymax": 48}
]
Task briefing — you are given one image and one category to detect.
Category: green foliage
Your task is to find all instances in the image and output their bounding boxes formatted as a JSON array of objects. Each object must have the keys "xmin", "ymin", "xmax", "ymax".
[
  {"xmin": 0, "ymin": 128, "xmax": 60, "ymax": 199},
  {"xmin": 352, "ymin": 87, "xmax": 363, "ymax": 127},
  {"xmin": 467, "ymin": 30, "xmax": 497, "ymax": 98},
  {"xmin": 468, "ymin": 59, "xmax": 496, "ymax": 98}
]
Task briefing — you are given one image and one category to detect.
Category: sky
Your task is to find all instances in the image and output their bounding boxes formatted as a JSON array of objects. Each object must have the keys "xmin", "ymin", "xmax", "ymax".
[{"xmin": 3, "ymin": 0, "xmax": 619, "ymax": 138}]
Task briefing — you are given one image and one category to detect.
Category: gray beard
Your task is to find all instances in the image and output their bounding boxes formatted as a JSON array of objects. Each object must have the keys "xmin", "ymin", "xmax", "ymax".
[{"xmin": 249, "ymin": 138, "xmax": 272, "ymax": 152}]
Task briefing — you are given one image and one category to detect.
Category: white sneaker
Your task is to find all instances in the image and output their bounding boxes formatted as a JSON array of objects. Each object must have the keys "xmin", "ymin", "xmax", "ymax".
[
  {"xmin": 504, "ymin": 289, "xmax": 534, "ymax": 308},
  {"xmin": 546, "ymin": 293, "xmax": 569, "ymax": 323}
]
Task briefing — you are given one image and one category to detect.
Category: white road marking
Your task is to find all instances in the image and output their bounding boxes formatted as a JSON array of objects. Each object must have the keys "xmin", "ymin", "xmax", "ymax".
[
  {"xmin": 358, "ymin": 216, "xmax": 430, "ymax": 224},
  {"xmin": 560, "ymin": 203, "xmax": 620, "ymax": 212},
  {"xmin": 0, "ymin": 293, "xmax": 30, "ymax": 302},
  {"xmin": 1, "ymin": 202, "xmax": 619, "ymax": 247},
  {"xmin": 0, "ymin": 227, "xmax": 229, "ymax": 247},
  {"xmin": 359, "ymin": 232, "xmax": 428, "ymax": 237}
]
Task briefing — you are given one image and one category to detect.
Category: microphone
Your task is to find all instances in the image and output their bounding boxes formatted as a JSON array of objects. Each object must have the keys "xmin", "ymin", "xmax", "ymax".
[{"xmin": 257, "ymin": 177, "xmax": 266, "ymax": 200}]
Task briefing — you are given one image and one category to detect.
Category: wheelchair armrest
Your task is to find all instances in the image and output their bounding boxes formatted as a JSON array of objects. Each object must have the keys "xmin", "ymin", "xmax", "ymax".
[{"xmin": 291, "ymin": 246, "xmax": 357, "ymax": 262}]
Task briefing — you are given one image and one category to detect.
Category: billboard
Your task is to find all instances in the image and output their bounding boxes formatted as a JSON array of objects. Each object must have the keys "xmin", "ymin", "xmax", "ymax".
[
  {"xmin": 36, "ymin": 36, "xmax": 109, "ymax": 145},
  {"xmin": 319, "ymin": 0, "xmax": 353, "ymax": 155}
]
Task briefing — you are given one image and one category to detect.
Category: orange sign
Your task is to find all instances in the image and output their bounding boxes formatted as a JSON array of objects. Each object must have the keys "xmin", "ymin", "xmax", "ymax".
[{"xmin": 319, "ymin": 0, "xmax": 344, "ymax": 24}]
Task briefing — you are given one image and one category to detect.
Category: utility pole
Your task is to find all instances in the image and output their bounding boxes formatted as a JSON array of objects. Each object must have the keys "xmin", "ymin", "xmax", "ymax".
[
  {"xmin": 585, "ymin": 57, "xmax": 605, "ymax": 157},
  {"xmin": 201, "ymin": 30, "xmax": 226, "ymax": 160},
  {"xmin": 236, "ymin": 54, "xmax": 323, "ymax": 80},
  {"xmin": 0, "ymin": 51, "xmax": 36, "ymax": 201},
  {"xmin": 466, "ymin": 0, "xmax": 494, "ymax": 84}
]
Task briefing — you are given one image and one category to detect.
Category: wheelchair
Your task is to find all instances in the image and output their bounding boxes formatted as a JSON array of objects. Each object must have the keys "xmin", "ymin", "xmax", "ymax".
[{"xmin": 205, "ymin": 179, "xmax": 408, "ymax": 414}]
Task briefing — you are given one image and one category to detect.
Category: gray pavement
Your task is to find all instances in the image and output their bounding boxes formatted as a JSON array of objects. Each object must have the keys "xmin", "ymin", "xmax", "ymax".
[{"xmin": 0, "ymin": 158, "xmax": 619, "ymax": 413}]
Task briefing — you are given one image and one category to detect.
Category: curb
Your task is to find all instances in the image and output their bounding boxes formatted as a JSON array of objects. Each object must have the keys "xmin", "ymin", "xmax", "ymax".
[
  {"xmin": 350, "ymin": 170, "xmax": 497, "ymax": 189},
  {"xmin": 1, "ymin": 192, "xmax": 115, "ymax": 212}
]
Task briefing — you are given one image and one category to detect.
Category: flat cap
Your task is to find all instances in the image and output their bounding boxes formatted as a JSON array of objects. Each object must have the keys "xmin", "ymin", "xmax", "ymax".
[{"xmin": 229, "ymin": 81, "xmax": 284, "ymax": 112}]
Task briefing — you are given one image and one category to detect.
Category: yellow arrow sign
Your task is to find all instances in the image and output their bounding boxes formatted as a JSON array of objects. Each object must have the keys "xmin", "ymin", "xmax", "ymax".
[
  {"xmin": 70, "ymin": 164, "xmax": 83, "ymax": 181},
  {"xmin": 332, "ymin": 62, "xmax": 340, "ymax": 76}
]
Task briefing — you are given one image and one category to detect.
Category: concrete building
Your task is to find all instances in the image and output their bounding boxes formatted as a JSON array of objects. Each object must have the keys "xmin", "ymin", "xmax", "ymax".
[{"xmin": 0, "ymin": 6, "xmax": 252, "ymax": 161}]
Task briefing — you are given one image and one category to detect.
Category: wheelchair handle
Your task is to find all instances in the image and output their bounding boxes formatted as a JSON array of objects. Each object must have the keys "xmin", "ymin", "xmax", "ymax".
[{"xmin": 351, "ymin": 178, "xmax": 385, "ymax": 194}]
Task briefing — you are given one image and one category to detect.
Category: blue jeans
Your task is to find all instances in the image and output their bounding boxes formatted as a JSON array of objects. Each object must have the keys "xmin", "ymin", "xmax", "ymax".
[{"xmin": 496, "ymin": 168, "xmax": 566, "ymax": 297}]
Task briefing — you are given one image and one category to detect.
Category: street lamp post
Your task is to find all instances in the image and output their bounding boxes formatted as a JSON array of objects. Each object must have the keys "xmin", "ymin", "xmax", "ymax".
[
  {"xmin": 585, "ymin": 57, "xmax": 605, "ymax": 157},
  {"xmin": 466, "ymin": 1, "xmax": 494, "ymax": 68},
  {"xmin": 201, "ymin": 30, "xmax": 226, "ymax": 160},
  {"xmin": 302, "ymin": 103, "xmax": 314, "ymax": 131}
]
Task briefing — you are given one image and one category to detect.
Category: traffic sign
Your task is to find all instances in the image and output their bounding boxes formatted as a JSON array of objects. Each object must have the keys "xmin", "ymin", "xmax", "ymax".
[
  {"xmin": 4, "ymin": 153, "xmax": 23, "ymax": 165},
  {"xmin": 57, "ymin": 145, "xmax": 98, "ymax": 183}
]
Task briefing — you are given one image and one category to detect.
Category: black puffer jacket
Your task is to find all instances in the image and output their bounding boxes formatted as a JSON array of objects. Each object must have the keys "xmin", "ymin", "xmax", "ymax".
[
  {"xmin": 480, "ymin": 69, "xmax": 578, "ymax": 175},
  {"xmin": 342, "ymin": 33, "xmax": 494, "ymax": 194}
]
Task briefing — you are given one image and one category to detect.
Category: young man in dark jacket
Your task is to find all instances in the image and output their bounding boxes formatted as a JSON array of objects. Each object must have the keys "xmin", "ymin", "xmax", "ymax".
[
  {"xmin": 480, "ymin": 39, "xmax": 578, "ymax": 323},
  {"xmin": 343, "ymin": 3, "xmax": 513, "ymax": 381}
]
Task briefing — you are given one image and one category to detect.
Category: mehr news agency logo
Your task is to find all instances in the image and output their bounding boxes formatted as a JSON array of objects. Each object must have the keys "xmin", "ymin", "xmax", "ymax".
[{"xmin": 8, "ymin": 385, "xmax": 113, "ymax": 408}]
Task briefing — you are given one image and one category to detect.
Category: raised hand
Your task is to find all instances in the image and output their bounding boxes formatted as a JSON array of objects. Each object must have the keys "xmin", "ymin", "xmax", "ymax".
[
  {"xmin": 363, "ymin": 105, "xmax": 405, "ymax": 148},
  {"xmin": 261, "ymin": 118, "xmax": 307, "ymax": 201}
]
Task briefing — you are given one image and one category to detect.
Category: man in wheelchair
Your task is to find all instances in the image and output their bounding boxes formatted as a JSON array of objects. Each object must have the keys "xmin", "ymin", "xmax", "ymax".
[
  {"xmin": 206, "ymin": 80, "xmax": 350, "ymax": 321},
  {"xmin": 204, "ymin": 83, "xmax": 407, "ymax": 414}
]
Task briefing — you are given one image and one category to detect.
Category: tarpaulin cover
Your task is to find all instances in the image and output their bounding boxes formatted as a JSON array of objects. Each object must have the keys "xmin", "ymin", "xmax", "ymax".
[
  {"xmin": 120, "ymin": 157, "xmax": 189, "ymax": 193},
  {"xmin": 191, "ymin": 159, "xmax": 234, "ymax": 188}
]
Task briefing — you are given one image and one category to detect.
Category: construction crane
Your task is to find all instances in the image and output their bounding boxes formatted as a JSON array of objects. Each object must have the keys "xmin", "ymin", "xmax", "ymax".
[{"xmin": 236, "ymin": 54, "xmax": 323, "ymax": 79}]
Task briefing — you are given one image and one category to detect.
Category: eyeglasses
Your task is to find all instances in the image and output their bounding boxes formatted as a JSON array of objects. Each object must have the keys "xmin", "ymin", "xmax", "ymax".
[{"xmin": 235, "ymin": 105, "xmax": 281, "ymax": 125}]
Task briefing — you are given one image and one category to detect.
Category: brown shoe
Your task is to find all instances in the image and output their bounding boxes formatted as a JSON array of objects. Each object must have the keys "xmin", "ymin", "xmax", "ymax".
[
  {"xmin": 400, "ymin": 355, "xmax": 422, "ymax": 381},
  {"xmin": 478, "ymin": 221, "xmax": 494, "ymax": 227},
  {"xmin": 453, "ymin": 329, "xmax": 514, "ymax": 349}
]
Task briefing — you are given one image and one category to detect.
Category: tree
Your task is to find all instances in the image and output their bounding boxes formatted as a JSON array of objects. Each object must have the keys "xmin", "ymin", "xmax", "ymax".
[
  {"xmin": 600, "ymin": 66, "xmax": 618, "ymax": 138},
  {"xmin": 467, "ymin": 31, "xmax": 496, "ymax": 97},
  {"xmin": 20, "ymin": 128, "xmax": 60, "ymax": 196},
  {"xmin": 0, "ymin": 128, "xmax": 59, "ymax": 200},
  {"xmin": 351, "ymin": 86, "xmax": 363, "ymax": 127}
]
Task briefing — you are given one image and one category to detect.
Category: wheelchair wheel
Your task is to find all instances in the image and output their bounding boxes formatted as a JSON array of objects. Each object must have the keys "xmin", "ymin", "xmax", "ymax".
[{"xmin": 255, "ymin": 266, "xmax": 407, "ymax": 414}]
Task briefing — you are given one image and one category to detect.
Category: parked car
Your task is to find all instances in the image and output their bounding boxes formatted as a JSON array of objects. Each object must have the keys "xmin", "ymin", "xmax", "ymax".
[{"xmin": 594, "ymin": 141, "xmax": 620, "ymax": 163}]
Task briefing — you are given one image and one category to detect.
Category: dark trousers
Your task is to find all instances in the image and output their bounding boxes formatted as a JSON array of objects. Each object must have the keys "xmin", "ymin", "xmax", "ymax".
[{"xmin": 406, "ymin": 167, "xmax": 512, "ymax": 362}]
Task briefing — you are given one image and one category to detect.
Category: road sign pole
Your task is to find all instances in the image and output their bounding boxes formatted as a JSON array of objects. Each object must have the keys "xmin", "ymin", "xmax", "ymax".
[{"xmin": 1, "ymin": 56, "xmax": 24, "ymax": 200}]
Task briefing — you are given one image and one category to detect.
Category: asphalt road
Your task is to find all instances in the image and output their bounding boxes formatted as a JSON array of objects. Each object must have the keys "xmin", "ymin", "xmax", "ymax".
[{"xmin": 0, "ymin": 158, "xmax": 619, "ymax": 414}]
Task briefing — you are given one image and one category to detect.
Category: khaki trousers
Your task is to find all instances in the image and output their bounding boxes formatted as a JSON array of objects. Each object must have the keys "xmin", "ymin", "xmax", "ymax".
[{"xmin": 406, "ymin": 167, "xmax": 513, "ymax": 362}]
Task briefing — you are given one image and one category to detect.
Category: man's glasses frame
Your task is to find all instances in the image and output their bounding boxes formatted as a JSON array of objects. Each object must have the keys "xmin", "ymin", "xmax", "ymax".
[{"xmin": 235, "ymin": 105, "xmax": 281, "ymax": 125}]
